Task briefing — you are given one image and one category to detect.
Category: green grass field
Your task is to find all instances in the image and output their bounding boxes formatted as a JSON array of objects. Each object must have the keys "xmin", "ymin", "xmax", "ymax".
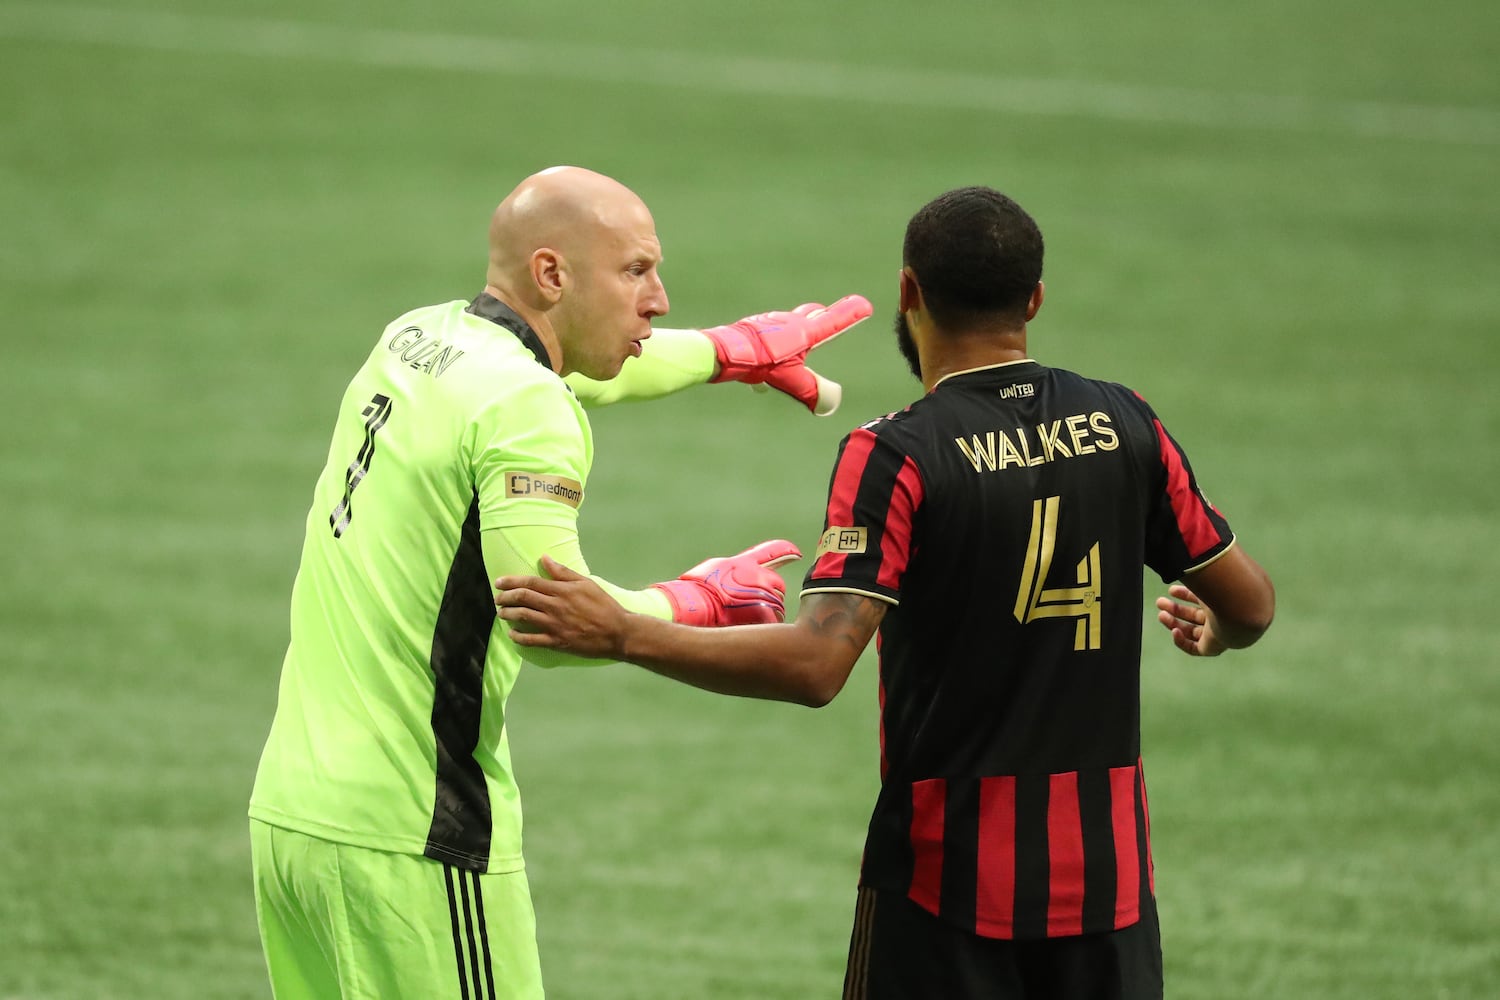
[{"xmin": 3, "ymin": 1, "xmax": 1498, "ymax": 996}]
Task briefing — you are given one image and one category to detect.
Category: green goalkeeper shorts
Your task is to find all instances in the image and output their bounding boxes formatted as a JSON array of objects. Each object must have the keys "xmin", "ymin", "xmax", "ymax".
[{"xmin": 250, "ymin": 819, "xmax": 544, "ymax": 999}]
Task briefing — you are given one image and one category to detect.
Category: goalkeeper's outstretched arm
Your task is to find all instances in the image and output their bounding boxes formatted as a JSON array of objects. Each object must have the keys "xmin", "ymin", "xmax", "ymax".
[
  {"xmin": 564, "ymin": 328, "xmax": 715, "ymax": 407},
  {"xmin": 564, "ymin": 295, "xmax": 871, "ymax": 414}
]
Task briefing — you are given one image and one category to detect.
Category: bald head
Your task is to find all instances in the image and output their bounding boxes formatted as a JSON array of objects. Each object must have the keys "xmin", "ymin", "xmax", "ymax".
[
  {"xmin": 486, "ymin": 166, "xmax": 649, "ymax": 290},
  {"xmin": 482, "ymin": 166, "xmax": 669, "ymax": 379}
]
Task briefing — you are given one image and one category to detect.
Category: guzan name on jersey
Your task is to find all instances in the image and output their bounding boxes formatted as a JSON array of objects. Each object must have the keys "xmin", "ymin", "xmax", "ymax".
[{"xmin": 387, "ymin": 325, "xmax": 467, "ymax": 377}]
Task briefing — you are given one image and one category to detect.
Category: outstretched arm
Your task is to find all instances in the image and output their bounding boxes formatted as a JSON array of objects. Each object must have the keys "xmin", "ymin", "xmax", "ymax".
[
  {"xmin": 566, "ymin": 295, "xmax": 872, "ymax": 414},
  {"xmin": 564, "ymin": 328, "xmax": 716, "ymax": 407},
  {"xmin": 497, "ymin": 557, "xmax": 885, "ymax": 707},
  {"xmin": 1155, "ymin": 543, "xmax": 1275, "ymax": 656}
]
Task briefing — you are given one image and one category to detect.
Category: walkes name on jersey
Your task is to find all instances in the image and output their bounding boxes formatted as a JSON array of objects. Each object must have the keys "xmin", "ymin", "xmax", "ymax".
[{"xmin": 954, "ymin": 410, "xmax": 1119, "ymax": 472}]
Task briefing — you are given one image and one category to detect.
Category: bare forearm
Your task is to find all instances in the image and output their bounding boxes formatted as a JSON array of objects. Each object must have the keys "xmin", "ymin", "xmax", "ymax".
[
  {"xmin": 618, "ymin": 618, "xmax": 838, "ymax": 706},
  {"xmin": 497, "ymin": 570, "xmax": 882, "ymax": 703},
  {"xmin": 1158, "ymin": 543, "xmax": 1276, "ymax": 657},
  {"xmin": 1192, "ymin": 545, "xmax": 1276, "ymax": 649},
  {"xmin": 618, "ymin": 590, "xmax": 882, "ymax": 706},
  {"xmin": 1205, "ymin": 605, "xmax": 1269, "ymax": 650}
]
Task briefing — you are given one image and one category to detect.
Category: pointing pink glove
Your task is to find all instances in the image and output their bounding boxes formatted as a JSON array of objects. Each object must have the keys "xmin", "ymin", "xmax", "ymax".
[{"xmin": 700, "ymin": 295, "xmax": 873, "ymax": 415}]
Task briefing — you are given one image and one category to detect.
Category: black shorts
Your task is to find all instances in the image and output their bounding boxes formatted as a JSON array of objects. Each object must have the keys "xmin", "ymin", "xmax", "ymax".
[{"xmin": 842, "ymin": 887, "xmax": 1163, "ymax": 1000}]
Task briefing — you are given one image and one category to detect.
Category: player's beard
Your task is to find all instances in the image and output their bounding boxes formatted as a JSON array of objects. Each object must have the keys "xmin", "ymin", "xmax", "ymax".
[{"xmin": 893, "ymin": 311, "xmax": 922, "ymax": 382}]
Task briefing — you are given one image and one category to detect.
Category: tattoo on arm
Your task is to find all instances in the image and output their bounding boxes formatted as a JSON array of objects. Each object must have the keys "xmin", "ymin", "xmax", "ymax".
[{"xmin": 801, "ymin": 593, "xmax": 885, "ymax": 654}]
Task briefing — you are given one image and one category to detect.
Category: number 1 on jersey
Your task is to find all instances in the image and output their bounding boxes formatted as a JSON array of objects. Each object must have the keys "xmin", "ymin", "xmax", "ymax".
[
  {"xmin": 1013, "ymin": 496, "xmax": 1102, "ymax": 650},
  {"xmin": 329, "ymin": 393, "xmax": 392, "ymax": 539}
]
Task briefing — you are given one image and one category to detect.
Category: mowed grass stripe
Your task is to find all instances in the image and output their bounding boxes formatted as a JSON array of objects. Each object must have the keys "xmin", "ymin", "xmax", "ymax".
[{"xmin": 3, "ymin": 1, "xmax": 1498, "ymax": 146}]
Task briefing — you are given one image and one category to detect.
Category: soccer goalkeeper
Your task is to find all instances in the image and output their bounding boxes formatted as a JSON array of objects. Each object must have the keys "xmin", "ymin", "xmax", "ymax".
[{"xmin": 247, "ymin": 165, "xmax": 870, "ymax": 1000}]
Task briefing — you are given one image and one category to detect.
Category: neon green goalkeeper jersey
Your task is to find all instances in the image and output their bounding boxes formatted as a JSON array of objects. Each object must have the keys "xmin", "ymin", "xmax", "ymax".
[{"xmin": 250, "ymin": 294, "xmax": 694, "ymax": 873}]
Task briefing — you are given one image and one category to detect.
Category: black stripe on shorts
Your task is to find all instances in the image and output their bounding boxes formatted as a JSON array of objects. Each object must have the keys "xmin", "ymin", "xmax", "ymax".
[{"xmin": 445, "ymin": 864, "xmax": 498, "ymax": 999}]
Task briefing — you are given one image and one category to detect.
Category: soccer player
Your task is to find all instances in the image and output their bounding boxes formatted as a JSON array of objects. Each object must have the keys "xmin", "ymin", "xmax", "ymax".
[
  {"xmin": 494, "ymin": 186, "xmax": 1276, "ymax": 999},
  {"xmin": 247, "ymin": 165, "xmax": 872, "ymax": 1000}
]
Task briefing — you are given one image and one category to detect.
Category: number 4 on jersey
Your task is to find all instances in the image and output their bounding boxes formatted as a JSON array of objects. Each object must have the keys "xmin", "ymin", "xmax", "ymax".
[
  {"xmin": 1013, "ymin": 496, "xmax": 1102, "ymax": 651},
  {"xmin": 329, "ymin": 393, "xmax": 392, "ymax": 539}
]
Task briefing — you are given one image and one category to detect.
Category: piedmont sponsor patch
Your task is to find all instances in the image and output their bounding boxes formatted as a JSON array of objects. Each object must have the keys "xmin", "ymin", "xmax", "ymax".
[
  {"xmin": 503, "ymin": 472, "xmax": 583, "ymax": 508},
  {"xmin": 816, "ymin": 526, "xmax": 868, "ymax": 556}
]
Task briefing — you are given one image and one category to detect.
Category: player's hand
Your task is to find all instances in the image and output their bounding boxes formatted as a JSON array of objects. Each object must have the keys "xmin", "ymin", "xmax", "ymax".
[
  {"xmin": 495, "ymin": 556, "xmax": 631, "ymax": 659},
  {"xmin": 700, "ymin": 295, "xmax": 873, "ymax": 415},
  {"xmin": 652, "ymin": 539, "xmax": 802, "ymax": 627},
  {"xmin": 1155, "ymin": 584, "xmax": 1229, "ymax": 657}
]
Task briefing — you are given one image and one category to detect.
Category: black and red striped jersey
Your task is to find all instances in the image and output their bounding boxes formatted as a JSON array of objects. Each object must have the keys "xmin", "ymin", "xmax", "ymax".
[{"xmin": 802, "ymin": 359, "xmax": 1234, "ymax": 940}]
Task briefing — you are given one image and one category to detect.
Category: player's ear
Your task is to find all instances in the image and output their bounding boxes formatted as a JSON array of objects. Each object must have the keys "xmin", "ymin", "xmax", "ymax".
[
  {"xmin": 530, "ymin": 248, "xmax": 566, "ymax": 304},
  {"xmin": 1025, "ymin": 280, "xmax": 1044, "ymax": 322},
  {"xmin": 898, "ymin": 267, "xmax": 922, "ymax": 314}
]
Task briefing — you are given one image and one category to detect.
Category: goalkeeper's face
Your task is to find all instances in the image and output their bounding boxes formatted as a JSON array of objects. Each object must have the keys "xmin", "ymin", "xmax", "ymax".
[{"xmin": 557, "ymin": 200, "xmax": 669, "ymax": 381}]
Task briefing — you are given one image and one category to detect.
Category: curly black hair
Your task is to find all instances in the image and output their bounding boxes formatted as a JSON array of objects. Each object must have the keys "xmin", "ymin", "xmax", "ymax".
[{"xmin": 903, "ymin": 186, "xmax": 1044, "ymax": 331}]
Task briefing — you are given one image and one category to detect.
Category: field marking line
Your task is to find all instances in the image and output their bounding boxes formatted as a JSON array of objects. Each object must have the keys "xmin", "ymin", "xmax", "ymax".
[{"xmin": 2, "ymin": 2, "xmax": 1498, "ymax": 147}]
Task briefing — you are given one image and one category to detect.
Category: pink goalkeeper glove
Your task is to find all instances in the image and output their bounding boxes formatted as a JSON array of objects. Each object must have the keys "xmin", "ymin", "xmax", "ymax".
[
  {"xmin": 700, "ymin": 294, "xmax": 873, "ymax": 416},
  {"xmin": 651, "ymin": 539, "xmax": 803, "ymax": 627}
]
